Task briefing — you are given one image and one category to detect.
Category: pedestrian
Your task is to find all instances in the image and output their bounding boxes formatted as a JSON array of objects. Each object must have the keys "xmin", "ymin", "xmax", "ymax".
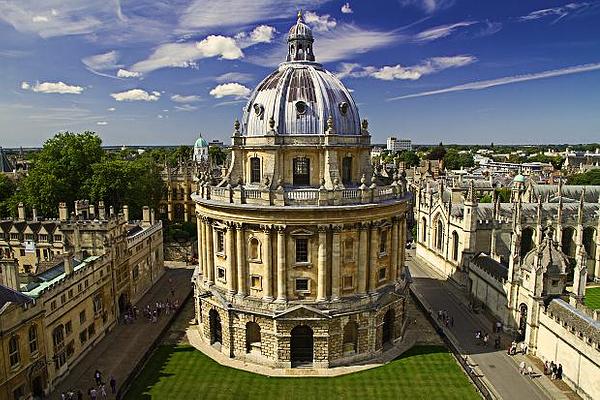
[
  {"xmin": 61, "ymin": 392, "xmax": 66, "ymax": 400},
  {"xmin": 438, "ymin": 310, "xmax": 442, "ymax": 321},
  {"xmin": 495, "ymin": 321, "xmax": 501, "ymax": 333},
  {"xmin": 557, "ymin": 364, "xmax": 563, "ymax": 380},
  {"xmin": 551, "ymin": 362, "xmax": 557, "ymax": 379},
  {"xmin": 544, "ymin": 361, "xmax": 549, "ymax": 375},
  {"xmin": 77, "ymin": 389, "xmax": 83, "ymax": 400},
  {"xmin": 519, "ymin": 361, "xmax": 526, "ymax": 374},
  {"xmin": 450, "ymin": 316, "xmax": 454, "ymax": 327},
  {"xmin": 483, "ymin": 333, "xmax": 489, "ymax": 347},
  {"xmin": 94, "ymin": 369, "xmax": 102, "ymax": 386},
  {"xmin": 527, "ymin": 365, "xmax": 533, "ymax": 377},
  {"xmin": 100, "ymin": 384, "xmax": 107, "ymax": 399},
  {"xmin": 494, "ymin": 336, "xmax": 501, "ymax": 349},
  {"xmin": 90, "ymin": 387, "xmax": 97, "ymax": 400},
  {"xmin": 110, "ymin": 375, "xmax": 116, "ymax": 394}
]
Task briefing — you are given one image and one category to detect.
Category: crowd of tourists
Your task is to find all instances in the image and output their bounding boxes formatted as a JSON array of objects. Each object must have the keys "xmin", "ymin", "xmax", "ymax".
[{"xmin": 60, "ymin": 371, "xmax": 116, "ymax": 400}]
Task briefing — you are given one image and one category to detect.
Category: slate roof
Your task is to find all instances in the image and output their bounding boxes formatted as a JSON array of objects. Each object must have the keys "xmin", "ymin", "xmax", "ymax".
[
  {"xmin": 0, "ymin": 284, "xmax": 33, "ymax": 310},
  {"xmin": 471, "ymin": 253, "xmax": 508, "ymax": 281},
  {"xmin": 532, "ymin": 184, "xmax": 600, "ymax": 203},
  {"xmin": 0, "ymin": 147, "xmax": 14, "ymax": 173},
  {"xmin": 547, "ymin": 299, "xmax": 600, "ymax": 344}
]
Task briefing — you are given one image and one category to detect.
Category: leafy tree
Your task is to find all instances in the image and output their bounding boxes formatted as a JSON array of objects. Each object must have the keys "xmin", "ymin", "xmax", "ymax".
[
  {"xmin": 17, "ymin": 132, "xmax": 103, "ymax": 217},
  {"xmin": 209, "ymin": 146, "xmax": 227, "ymax": 166},
  {"xmin": 0, "ymin": 175, "xmax": 17, "ymax": 217},
  {"xmin": 427, "ymin": 142, "xmax": 446, "ymax": 160},
  {"xmin": 443, "ymin": 149, "xmax": 474, "ymax": 170},
  {"xmin": 568, "ymin": 169, "xmax": 600, "ymax": 185},
  {"xmin": 397, "ymin": 150, "xmax": 420, "ymax": 167}
]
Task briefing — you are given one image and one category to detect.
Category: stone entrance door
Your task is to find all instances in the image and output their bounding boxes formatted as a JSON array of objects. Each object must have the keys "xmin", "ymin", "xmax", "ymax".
[
  {"xmin": 209, "ymin": 309, "xmax": 222, "ymax": 345},
  {"xmin": 290, "ymin": 325, "xmax": 313, "ymax": 367},
  {"xmin": 382, "ymin": 309, "xmax": 394, "ymax": 346}
]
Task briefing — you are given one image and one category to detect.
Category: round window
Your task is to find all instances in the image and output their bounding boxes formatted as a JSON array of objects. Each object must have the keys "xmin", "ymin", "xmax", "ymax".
[
  {"xmin": 339, "ymin": 102, "xmax": 349, "ymax": 115},
  {"xmin": 295, "ymin": 101, "xmax": 307, "ymax": 115},
  {"xmin": 253, "ymin": 103, "xmax": 264, "ymax": 116}
]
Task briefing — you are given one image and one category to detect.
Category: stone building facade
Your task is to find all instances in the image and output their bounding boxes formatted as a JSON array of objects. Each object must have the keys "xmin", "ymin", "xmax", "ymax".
[
  {"xmin": 192, "ymin": 13, "xmax": 411, "ymax": 369},
  {"xmin": 0, "ymin": 201, "xmax": 164, "ymax": 398}
]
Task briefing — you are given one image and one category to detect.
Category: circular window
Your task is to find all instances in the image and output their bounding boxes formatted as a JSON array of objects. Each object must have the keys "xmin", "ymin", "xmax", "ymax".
[
  {"xmin": 295, "ymin": 101, "xmax": 307, "ymax": 115},
  {"xmin": 339, "ymin": 102, "xmax": 349, "ymax": 115},
  {"xmin": 253, "ymin": 103, "xmax": 264, "ymax": 116}
]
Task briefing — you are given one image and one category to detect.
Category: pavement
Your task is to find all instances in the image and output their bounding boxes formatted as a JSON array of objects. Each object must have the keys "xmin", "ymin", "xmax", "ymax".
[
  {"xmin": 407, "ymin": 249, "xmax": 576, "ymax": 400},
  {"xmin": 51, "ymin": 266, "xmax": 194, "ymax": 399}
]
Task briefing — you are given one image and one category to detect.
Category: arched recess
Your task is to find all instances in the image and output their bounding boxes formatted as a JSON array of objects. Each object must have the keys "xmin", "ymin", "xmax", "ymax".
[
  {"xmin": 290, "ymin": 325, "xmax": 313, "ymax": 366},
  {"xmin": 382, "ymin": 309, "xmax": 395, "ymax": 346},
  {"xmin": 248, "ymin": 237, "xmax": 261, "ymax": 261},
  {"xmin": 451, "ymin": 231, "xmax": 459, "ymax": 261},
  {"xmin": 246, "ymin": 321, "xmax": 261, "ymax": 354},
  {"xmin": 421, "ymin": 217, "xmax": 427, "ymax": 243},
  {"xmin": 521, "ymin": 227, "xmax": 534, "ymax": 255},
  {"xmin": 583, "ymin": 227, "xmax": 596, "ymax": 272},
  {"xmin": 209, "ymin": 309, "xmax": 222, "ymax": 345},
  {"xmin": 561, "ymin": 227, "xmax": 576, "ymax": 258},
  {"xmin": 342, "ymin": 321, "xmax": 359, "ymax": 354},
  {"xmin": 433, "ymin": 217, "xmax": 444, "ymax": 251}
]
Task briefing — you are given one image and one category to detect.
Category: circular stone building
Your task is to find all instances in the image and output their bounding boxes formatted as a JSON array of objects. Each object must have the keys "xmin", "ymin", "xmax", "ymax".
[{"xmin": 192, "ymin": 13, "xmax": 411, "ymax": 368}]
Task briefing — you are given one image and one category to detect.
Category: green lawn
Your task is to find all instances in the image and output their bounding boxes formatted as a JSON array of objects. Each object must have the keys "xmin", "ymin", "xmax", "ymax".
[
  {"xmin": 585, "ymin": 287, "xmax": 600, "ymax": 310},
  {"xmin": 124, "ymin": 345, "xmax": 479, "ymax": 400}
]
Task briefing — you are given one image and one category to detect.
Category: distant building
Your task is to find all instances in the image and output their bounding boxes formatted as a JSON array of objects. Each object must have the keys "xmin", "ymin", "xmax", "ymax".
[
  {"xmin": 563, "ymin": 147, "xmax": 600, "ymax": 172},
  {"xmin": 386, "ymin": 137, "xmax": 412, "ymax": 153}
]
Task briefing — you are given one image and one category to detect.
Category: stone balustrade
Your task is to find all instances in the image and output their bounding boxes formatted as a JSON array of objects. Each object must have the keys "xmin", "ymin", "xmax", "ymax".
[{"xmin": 194, "ymin": 181, "xmax": 408, "ymax": 207}]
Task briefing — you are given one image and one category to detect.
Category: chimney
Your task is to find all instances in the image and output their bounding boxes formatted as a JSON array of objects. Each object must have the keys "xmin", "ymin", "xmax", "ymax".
[
  {"xmin": 109, "ymin": 206, "xmax": 115, "ymax": 218},
  {"xmin": 63, "ymin": 250, "xmax": 74, "ymax": 275},
  {"xmin": 0, "ymin": 259, "xmax": 20, "ymax": 291},
  {"xmin": 142, "ymin": 206, "xmax": 150, "ymax": 226},
  {"xmin": 32, "ymin": 207, "xmax": 38, "ymax": 222},
  {"xmin": 89, "ymin": 204, "xmax": 96, "ymax": 219},
  {"xmin": 17, "ymin": 202, "xmax": 26, "ymax": 220},
  {"xmin": 122, "ymin": 205, "xmax": 129, "ymax": 222},
  {"xmin": 58, "ymin": 202, "xmax": 68, "ymax": 221},
  {"xmin": 150, "ymin": 209, "xmax": 156, "ymax": 225},
  {"xmin": 98, "ymin": 201, "xmax": 106, "ymax": 220}
]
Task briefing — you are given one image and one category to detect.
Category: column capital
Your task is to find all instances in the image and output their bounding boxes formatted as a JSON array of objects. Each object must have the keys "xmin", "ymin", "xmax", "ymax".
[
  {"xmin": 274, "ymin": 224, "xmax": 286, "ymax": 233},
  {"xmin": 358, "ymin": 222, "xmax": 369, "ymax": 231},
  {"xmin": 261, "ymin": 224, "xmax": 273, "ymax": 233},
  {"xmin": 331, "ymin": 224, "xmax": 343, "ymax": 233},
  {"xmin": 317, "ymin": 224, "xmax": 329, "ymax": 233},
  {"xmin": 234, "ymin": 222, "xmax": 244, "ymax": 230}
]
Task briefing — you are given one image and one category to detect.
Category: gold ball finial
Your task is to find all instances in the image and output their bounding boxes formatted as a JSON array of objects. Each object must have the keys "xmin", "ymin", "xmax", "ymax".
[{"xmin": 297, "ymin": 10, "xmax": 302, "ymax": 20}]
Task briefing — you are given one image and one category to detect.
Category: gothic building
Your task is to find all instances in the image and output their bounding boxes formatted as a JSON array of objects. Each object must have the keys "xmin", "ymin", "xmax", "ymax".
[
  {"xmin": 192, "ymin": 13, "xmax": 411, "ymax": 368},
  {"xmin": 414, "ymin": 177, "xmax": 600, "ymax": 399}
]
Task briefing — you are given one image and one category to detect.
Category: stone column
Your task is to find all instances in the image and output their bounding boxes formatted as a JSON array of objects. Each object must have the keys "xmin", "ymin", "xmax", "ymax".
[
  {"xmin": 331, "ymin": 225, "xmax": 342, "ymax": 300},
  {"xmin": 197, "ymin": 215, "xmax": 204, "ymax": 280},
  {"xmin": 226, "ymin": 223, "xmax": 236, "ymax": 294},
  {"xmin": 369, "ymin": 222, "xmax": 379, "ymax": 292},
  {"xmin": 236, "ymin": 223, "xmax": 247, "ymax": 296},
  {"xmin": 206, "ymin": 219, "xmax": 214, "ymax": 285},
  {"xmin": 317, "ymin": 225, "xmax": 328, "ymax": 301},
  {"xmin": 398, "ymin": 217, "xmax": 406, "ymax": 279},
  {"xmin": 358, "ymin": 223, "xmax": 368, "ymax": 295},
  {"xmin": 263, "ymin": 225, "xmax": 273, "ymax": 301},
  {"xmin": 276, "ymin": 225, "xmax": 287, "ymax": 302},
  {"xmin": 390, "ymin": 217, "xmax": 398, "ymax": 283}
]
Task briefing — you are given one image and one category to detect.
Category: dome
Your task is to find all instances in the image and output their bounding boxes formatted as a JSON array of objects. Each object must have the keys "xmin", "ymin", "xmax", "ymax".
[
  {"xmin": 195, "ymin": 135, "xmax": 208, "ymax": 148},
  {"xmin": 522, "ymin": 235, "xmax": 569, "ymax": 275},
  {"xmin": 241, "ymin": 12, "xmax": 360, "ymax": 136},
  {"xmin": 513, "ymin": 174, "xmax": 525, "ymax": 183}
]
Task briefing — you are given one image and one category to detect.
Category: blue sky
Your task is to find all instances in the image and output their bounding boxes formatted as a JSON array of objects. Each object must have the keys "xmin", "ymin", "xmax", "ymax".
[{"xmin": 1, "ymin": 0, "xmax": 599, "ymax": 147}]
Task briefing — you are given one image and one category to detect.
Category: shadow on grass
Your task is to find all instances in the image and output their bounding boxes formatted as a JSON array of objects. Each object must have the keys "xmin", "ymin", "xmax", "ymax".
[
  {"xmin": 393, "ymin": 345, "xmax": 448, "ymax": 361},
  {"xmin": 124, "ymin": 346, "xmax": 194, "ymax": 400}
]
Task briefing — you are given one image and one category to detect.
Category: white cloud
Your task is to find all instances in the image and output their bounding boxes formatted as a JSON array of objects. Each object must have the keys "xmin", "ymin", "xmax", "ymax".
[
  {"xmin": 82, "ymin": 50, "xmax": 121, "ymax": 71},
  {"xmin": 216, "ymin": 72, "xmax": 253, "ymax": 83},
  {"xmin": 96, "ymin": 121, "xmax": 108, "ymax": 125},
  {"xmin": 414, "ymin": 21, "xmax": 475, "ymax": 42},
  {"xmin": 234, "ymin": 25, "xmax": 276, "ymax": 48},
  {"xmin": 209, "ymin": 83, "xmax": 251, "ymax": 99},
  {"xmin": 174, "ymin": 104, "xmax": 198, "ymax": 112},
  {"xmin": 341, "ymin": 3, "xmax": 353, "ymax": 14},
  {"xmin": 388, "ymin": 62, "xmax": 600, "ymax": 101},
  {"xmin": 400, "ymin": 0, "xmax": 455, "ymax": 13},
  {"xmin": 178, "ymin": 0, "xmax": 329, "ymax": 31},
  {"xmin": 117, "ymin": 69, "xmax": 141, "ymax": 78},
  {"xmin": 107, "ymin": 107, "xmax": 116, "ymax": 111},
  {"xmin": 304, "ymin": 11, "xmax": 337, "ymax": 32},
  {"xmin": 131, "ymin": 35, "xmax": 243, "ymax": 73},
  {"xmin": 110, "ymin": 89, "xmax": 160, "ymax": 102},
  {"xmin": 21, "ymin": 81, "xmax": 84, "ymax": 94},
  {"xmin": 519, "ymin": 2, "xmax": 591, "ymax": 23},
  {"xmin": 171, "ymin": 94, "xmax": 202, "ymax": 103},
  {"xmin": 337, "ymin": 55, "xmax": 476, "ymax": 80},
  {"xmin": 32, "ymin": 15, "xmax": 49, "ymax": 22}
]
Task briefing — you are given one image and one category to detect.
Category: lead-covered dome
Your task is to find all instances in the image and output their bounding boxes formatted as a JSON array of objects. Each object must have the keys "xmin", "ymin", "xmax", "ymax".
[{"xmin": 241, "ymin": 12, "xmax": 361, "ymax": 136}]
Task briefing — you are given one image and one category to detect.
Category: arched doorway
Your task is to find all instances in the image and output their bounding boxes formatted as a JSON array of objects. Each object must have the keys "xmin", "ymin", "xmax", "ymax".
[
  {"xmin": 518, "ymin": 303, "xmax": 528, "ymax": 342},
  {"xmin": 118, "ymin": 293, "xmax": 128, "ymax": 316},
  {"xmin": 343, "ymin": 321, "xmax": 358, "ymax": 354},
  {"xmin": 290, "ymin": 325, "xmax": 313, "ymax": 367},
  {"xmin": 382, "ymin": 309, "xmax": 394, "ymax": 346},
  {"xmin": 246, "ymin": 322, "xmax": 261, "ymax": 354},
  {"xmin": 209, "ymin": 309, "xmax": 222, "ymax": 345}
]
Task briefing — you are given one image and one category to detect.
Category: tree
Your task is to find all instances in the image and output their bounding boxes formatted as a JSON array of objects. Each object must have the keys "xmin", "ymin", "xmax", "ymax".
[
  {"xmin": 17, "ymin": 132, "xmax": 103, "ymax": 217},
  {"xmin": 568, "ymin": 169, "xmax": 600, "ymax": 185},
  {"xmin": 0, "ymin": 175, "xmax": 16, "ymax": 217},
  {"xmin": 427, "ymin": 142, "xmax": 446, "ymax": 160},
  {"xmin": 209, "ymin": 146, "xmax": 227, "ymax": 166},
  {"xmin": 443, "ymin": 149, "xmax": 474, "ymax": 170},
  {"xmin": 397, "ymin": 150, "xmax": 420, "ymax": 167}
]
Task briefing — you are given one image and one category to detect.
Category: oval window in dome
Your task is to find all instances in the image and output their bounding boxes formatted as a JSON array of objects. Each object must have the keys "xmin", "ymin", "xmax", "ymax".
[
  {"xmin": 253, "ymin": 103, "xmax": 264, "ymax": 117},
  {"xmin": 339, "ymin": 102, "xmax": 349, "ymax": 115},
  {"xmin": 295, "ymin": 101, "xmax": 307, "ymax": 115}
]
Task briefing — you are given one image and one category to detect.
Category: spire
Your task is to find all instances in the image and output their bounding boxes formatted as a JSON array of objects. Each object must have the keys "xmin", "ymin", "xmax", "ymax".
[{"xmin": 466, "ymin": 180, "xmax": 475, "ymax": 203}]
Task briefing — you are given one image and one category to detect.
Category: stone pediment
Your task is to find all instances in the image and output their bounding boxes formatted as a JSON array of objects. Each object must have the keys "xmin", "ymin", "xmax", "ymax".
[
  {"xmin": 289, "ymin": 228, "xmax": 314, "ymax": 237},
  {"xmin": 274, "ymin": 305, "xmax": 331, "ymax": 320}
]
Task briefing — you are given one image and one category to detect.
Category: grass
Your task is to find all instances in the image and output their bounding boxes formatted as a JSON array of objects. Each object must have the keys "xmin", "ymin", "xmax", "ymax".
[
  {"xmin": 585, "ymin": 287, "xmax": 600, "ymax": 310},
  {"xmin": 124, "ymin": 345, "xmax": 479, "ymax": 400}
]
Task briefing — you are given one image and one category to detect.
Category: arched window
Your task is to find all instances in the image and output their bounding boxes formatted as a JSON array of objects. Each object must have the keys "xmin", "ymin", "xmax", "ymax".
[
  {"xmin": 8, "ymin": 336, "xmax": 20, "ymax": 367},
  {"xmin": 521, "ymin": 227, "xmax": 535, "ymax": 255},
  {"xmin": 52, "ymin": 325, "xmax": 64, "ymax": 350},
  {"xmin": 249, "ymin": 237, "xmax": 260, "ymax": 260},
  {"xmin": 452, "ymin": 231, "xmax": 459, "ymax": 261},
  {"xmin": 421, "ymin": 217, "xmax": 427, "ymax": 242},
  {"xmin": 250, "ymin": 157, "xmax": 261, "ymax": 183},
  {"xmin": 583, "ymin": 227, "xmax": 596, "ymax": 264},
  {"xmin": 435, "ymin": 219, "xmax": 444, "ymax": 251},
  {"xmin": 342, "ymin": 157, "xmax": 352, "ymax": 184},
  {"xmin": 29, "ymin": 325, "xmax": 38, "ymax": 354}
]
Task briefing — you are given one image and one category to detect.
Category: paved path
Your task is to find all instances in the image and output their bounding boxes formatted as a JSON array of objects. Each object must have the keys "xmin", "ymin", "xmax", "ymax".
[
  {"xmin": 407, "ymin": 251, "xmax": 555, "ymax": 400},
  {"xmin": 51, "ymin": 267, "xmax": 193, "ymax": 399}
]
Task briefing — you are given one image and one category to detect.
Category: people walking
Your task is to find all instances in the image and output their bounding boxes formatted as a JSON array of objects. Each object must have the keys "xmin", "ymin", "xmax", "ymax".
[
  {"xmin": 110, "ymin": 376, "xmax": 116, "ymax": 394},
  {"xmin": 94, "ymin": 370, "xmax": 102, "ymax": 386}
]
